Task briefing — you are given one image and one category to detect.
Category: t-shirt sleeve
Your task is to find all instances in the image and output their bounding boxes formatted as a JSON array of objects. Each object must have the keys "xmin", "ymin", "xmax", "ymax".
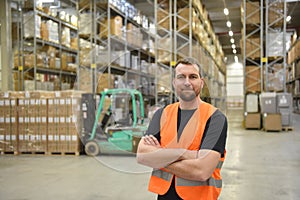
[
  {"xmin": 200, "ymin": 110, "xmax": 227, "ymax": 157},
  {"xmin": 145, "ymin": 107, "xmax": 163, "ymax": 142}
]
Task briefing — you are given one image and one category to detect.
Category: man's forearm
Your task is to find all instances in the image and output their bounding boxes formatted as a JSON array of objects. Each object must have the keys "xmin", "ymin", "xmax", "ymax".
[{"xmin": 137, "ymin": 146, "xmax": 187, "ymax": 169}]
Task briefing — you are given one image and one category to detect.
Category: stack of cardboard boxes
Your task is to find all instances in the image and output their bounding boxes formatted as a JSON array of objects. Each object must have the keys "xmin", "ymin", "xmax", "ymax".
[
  {"xmin": 245, "ymin": 92, "xmax": 293, "ymax": 131},
  {"xmin": 0, "ymin": 91, "xmax": 83, "ymax": 155}
]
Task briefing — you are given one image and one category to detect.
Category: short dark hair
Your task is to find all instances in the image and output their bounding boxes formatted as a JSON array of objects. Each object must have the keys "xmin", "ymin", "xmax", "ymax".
[{"xmin": 174, "ymin": 57, "xmax": 202, "ymax": 77}]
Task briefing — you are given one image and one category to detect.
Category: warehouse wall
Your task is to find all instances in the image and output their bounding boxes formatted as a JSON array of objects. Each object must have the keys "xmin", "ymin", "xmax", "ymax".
[{"xmin": 226, "ymin": 61, "xmax": 244, "ymax": 108}]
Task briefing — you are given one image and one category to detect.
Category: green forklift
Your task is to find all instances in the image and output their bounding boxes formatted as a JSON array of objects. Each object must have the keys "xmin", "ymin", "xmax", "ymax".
[{"xmin": 80, "ymin": 89, "xmax": 147, "ymax": 156}]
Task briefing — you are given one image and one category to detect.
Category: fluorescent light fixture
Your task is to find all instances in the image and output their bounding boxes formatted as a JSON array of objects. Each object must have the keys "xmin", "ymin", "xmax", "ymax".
[
  {"xmin": 231, "ymin": 44, "xmax": 236, "ymax": 49},
  {"xmin": 229, "ymin": 31, "xmax": 233, "ymax": 36},
  {"xmin": 234, "ymin": 55, "xmax": 238, "ymax": 63},
  {"xmin": 230, "ymin": 38, "xmax": 235, "ymax": 43},
  {"xmin": 40, "ymin": 0, "xmax": 55, "ymax": 2},
  {"xmin": 286, "ymin": 15, "xmax": 291, "ymax": 22},
  {"xmin": 233, "ymin": 49, "xmax": 237, "ymax": 54},
  {"xmin": 224, "ymin": 8, "xmax": 229, "ymax": 15},
  {"xmin": 226, "ymin": 21, "xmax": 231, "ymax": 28}
]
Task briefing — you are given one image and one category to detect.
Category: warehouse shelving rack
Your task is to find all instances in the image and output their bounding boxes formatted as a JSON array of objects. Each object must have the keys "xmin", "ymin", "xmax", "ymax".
[
  {"xmin": 265, "ymin": 0, "xmax": 287, "ymax": 93},
  {"xmin": 13, "ymin": 0, "xmax": 80, "ymax": 91},
  {"xmin": 78, "ymin": 0, "xmax": 156, "ymax": 101}
]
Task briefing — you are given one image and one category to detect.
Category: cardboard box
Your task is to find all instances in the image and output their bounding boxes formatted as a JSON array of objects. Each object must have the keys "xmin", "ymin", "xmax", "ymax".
[
  {"xmin": 263, "ymin": 113, "xmax": 282, "ymax": 131},
  {"xmin": 243, "ymin": 1, "xmax": 261, "ymax": 25},
  {"xmin": 245, "ymin": 66, "xmax": 261, "ymax": 93},
  {"xmin": 99, "ymin": 16, "xmax": 123, "ymax": 39},
  {"xmin": 245, "ymin": 112, "xmax": 261, "ymax": 129}
]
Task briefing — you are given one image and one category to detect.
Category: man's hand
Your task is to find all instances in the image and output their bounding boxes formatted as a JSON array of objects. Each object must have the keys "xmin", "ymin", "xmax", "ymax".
[{"xmin": 142, "ymin": 135, "xmax": 161, "ymax": 148}]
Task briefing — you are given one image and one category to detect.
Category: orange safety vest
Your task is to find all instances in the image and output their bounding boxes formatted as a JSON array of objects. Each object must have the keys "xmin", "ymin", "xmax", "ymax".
[{"xmin": 148, "ymin": 101, "xmax": 226, "ymax": 200}]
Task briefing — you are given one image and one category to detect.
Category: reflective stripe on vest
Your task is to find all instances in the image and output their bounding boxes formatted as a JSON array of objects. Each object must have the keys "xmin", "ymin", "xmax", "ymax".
[{"xmin": 151, "ymin": 160, "xmax": 224, "ymax": 188}]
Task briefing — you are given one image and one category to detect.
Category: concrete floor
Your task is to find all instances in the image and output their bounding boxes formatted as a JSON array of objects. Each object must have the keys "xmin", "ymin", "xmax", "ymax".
[{"xmin": 1, "ymin": 108, "xmax": 300, "ymax": 200}]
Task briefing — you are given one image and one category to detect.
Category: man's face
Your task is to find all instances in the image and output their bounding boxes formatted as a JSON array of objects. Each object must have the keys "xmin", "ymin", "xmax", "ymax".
[{"xmin": 173, "ymin": 63, "xmax": 204, "ymax": 102}]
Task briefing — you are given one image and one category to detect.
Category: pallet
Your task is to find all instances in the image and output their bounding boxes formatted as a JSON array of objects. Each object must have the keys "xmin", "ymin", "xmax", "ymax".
[
  {"xmin": 0, "ymin": 151, "xmax": 18, "ymax": 155},
  {"xmin": 46, "ymin": 151, "xmax": 80, "ymax": 156},
  {"xmin": 282, "ymin": 126, "xmax": 294, "ymax": 131},
  {"xmin": 16, "ymin": 151, "xmax": 47, "ymax": 155}
]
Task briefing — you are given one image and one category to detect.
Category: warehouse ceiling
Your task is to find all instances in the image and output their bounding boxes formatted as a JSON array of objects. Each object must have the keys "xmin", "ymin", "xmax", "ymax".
[{"xmin": 132, "ymin": 0, "xmax": 300, "ymax": 65}]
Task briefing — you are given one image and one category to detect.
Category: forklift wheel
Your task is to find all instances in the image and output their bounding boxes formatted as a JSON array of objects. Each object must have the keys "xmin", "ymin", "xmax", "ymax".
[{"xmin": 85, "ymin": 141, "xmax": 100, "ymax": 156}]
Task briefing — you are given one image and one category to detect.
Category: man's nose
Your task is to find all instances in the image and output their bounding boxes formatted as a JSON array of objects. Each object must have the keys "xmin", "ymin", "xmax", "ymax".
[{"xmin": 184, "ymin": 77, "xmax": 191, "ymax": 85}]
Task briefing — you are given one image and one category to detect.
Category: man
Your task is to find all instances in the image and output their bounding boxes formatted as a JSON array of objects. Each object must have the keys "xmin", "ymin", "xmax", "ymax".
[{"xmin": 136, "ymin": 58, "xmax": 227, "ymax": 200}]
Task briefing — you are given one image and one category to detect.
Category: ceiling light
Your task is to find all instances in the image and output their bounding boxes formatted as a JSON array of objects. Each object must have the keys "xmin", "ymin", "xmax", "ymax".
[
  {"xmin": 234, "ymin": 55, "xmax": 238, "ymax": 63},
  {"xmin": 229, "ymin": 31, "xmax": 233, "ymax": 36},
  {"xmin": 233, "ymin": 49, "xmax": 237, "ymax": 54},
  {"xmin": 286, "ymin": 15, "xmax": 291, "ymax": 22},
  {"xmin": 224, "ymin": 8, "xmax": 229, "ymax": 15},
  {"xmin": 231, "ymin": 44, "xmax": 236, "ymax": 49},
  {"xmin": 230, "ymin": 38, "xmax": 235, "ymax": 43},
  {"xmin": 226, "ymin": 21, "xmax": 231, "ymax": 28}
]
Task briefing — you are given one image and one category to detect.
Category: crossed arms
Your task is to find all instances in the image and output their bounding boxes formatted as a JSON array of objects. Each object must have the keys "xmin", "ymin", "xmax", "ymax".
[{"xmin": 136, "ymin": 135, "xmax": 221, "ymax": 182}]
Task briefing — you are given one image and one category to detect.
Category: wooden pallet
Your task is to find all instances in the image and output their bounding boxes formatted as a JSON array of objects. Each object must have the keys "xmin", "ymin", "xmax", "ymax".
[
  {"xmin": 46, "ymin": 151, "xmax": 80, "ymax": 156},
  {"xmin": 0, "ymin": 151, "xmax": 18, "ymax": 155},
  {"xmin": 282, "ymin": 126, "xmax": 294, "ymax": 132}
]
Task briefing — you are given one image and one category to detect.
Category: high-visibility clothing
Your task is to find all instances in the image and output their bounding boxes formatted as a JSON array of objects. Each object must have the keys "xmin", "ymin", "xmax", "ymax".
[{"xmin": 148, "ymin": 101, "xmax": 226, "ymax": 200}]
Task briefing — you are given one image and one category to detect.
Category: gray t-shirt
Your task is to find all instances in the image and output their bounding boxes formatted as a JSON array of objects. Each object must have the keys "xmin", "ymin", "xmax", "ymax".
[{"xmin": 146, "ymin": 107, "xmax": 227, "ymax": 156}]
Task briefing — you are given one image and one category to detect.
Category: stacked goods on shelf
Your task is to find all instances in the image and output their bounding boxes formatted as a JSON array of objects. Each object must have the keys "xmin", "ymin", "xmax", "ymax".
[
  {"xmin": 287, "ymin": 36, "xmax": 300, "ymax": 113},
  {"xmin": 13, "ymin": 1, "xmax": 79, "ymax": 91},
  {"xmin": 0, "ymin": 91, "xmax": 83, "ymax": 155}
]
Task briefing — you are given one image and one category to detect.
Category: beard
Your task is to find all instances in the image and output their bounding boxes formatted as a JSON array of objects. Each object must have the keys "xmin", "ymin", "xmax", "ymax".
[{"xmin": 178, "ymin": 89, "xmax": 198, "ymax": 101}]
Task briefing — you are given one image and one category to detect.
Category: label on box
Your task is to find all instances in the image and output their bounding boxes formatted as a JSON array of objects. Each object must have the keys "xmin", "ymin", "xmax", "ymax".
[
  {"xmin": 54, "ymin": 135, "xmax": 59, "ymax": 141},
  {"xmin": 54, "ymin": 117, "xmax": 59, "ymax": 123},
  {"xmin": 48, "ymin": 117, "xmax": 53, "ymax": 123},
  {"xmin": 66, "ymin": 135, "xmax": 71, "ymax": 141},
  {"xmin": 72, "ymin": 135, "xmax": 77, "ymax": 141},
  {"xmin": 24, "ymin": 99, "xmax": 29, "ymax": 105},
  {"xmin": 60, "ymin": 117, "xmax": 65, "ymax": 123},
  {"xmin": 12, "ymin": 135, "xmax": 16, "ymax": 140},
  {"xmin": 0, "ymin": 100, "xmax": 4, "ymax": 106},
  {"xmin": 48, "ymin": 135, "xmax": 53, "ymax": 141},
  {"xmin": 48, "ymin": 99, "xmax": 53, "ymax": 105},
  {"xmin": 36, "ymin": 117, "xmax": 41, "ymax": 123},
  {"xmin": 0, "ymin": 135, "xmax": 4, "ymax": 140},
  {"xmin": 5, "ymin": 117, "xmax": 11, "ymax": 123},
  {"xmin": 66, "ymin": 117, "xmax": 71, "ymax": 123},
  {"xmin": 5, "ymin": 135, "xmax": 11, "ymax": 140},
  {"xmin": 25, "ymin": 91, "xmax": 30, "ymax": 98},
  {"xmin": 42, "ymin": 99, "xmax": 47, "ymax": 105},
  {"xmin": 11, "ymin": 117, "xmax": 16, "ymax": 123},
  {"xmin": 24, "ymin": 135, "xmax": 29, "ymax": 140},
  {"xmin": 60, "ymin": 135, "xmax": 66, "ymax": 141},
  {"xmin": 41, "ymin": 117, "xmax": 47, "ymax": 123},
  {"xmin": 11, "ymin": 100, "xmax": 16, "ymax": 106},
  {"xmin": 42, "ymin": 135, "xmax": 47, "ymax": 141},
  {"xmin": 19, "ymin": 134, "xmax": 24, "ymax": 140},
  {"xmin": 60, "ymin": 99, "xmax": 65, "ymax": 105},
  {"xmin": 19, "ymin": 117, "xmax": 23, "ymax": 123},
  {"xmin": 30, "ymin": 117, "xmax": 35, "ymax": 123},
  {"xmin": 66, "ymin": 98, "xmax": 71, "ymax": 105},
  {"xmin": 5, "ymin": 100, "xmax": 10, "ymax": 106},
  {"xmin": 0, "ymin": 117, "xmax": 4, "ymax": 123},
  {"xmin": 24, "ymin": 117, "xmax": 29, "ymax": 123},
  {"xmin": 30, "ymin": 99, "xmax": 35, "ymax": 105}
]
